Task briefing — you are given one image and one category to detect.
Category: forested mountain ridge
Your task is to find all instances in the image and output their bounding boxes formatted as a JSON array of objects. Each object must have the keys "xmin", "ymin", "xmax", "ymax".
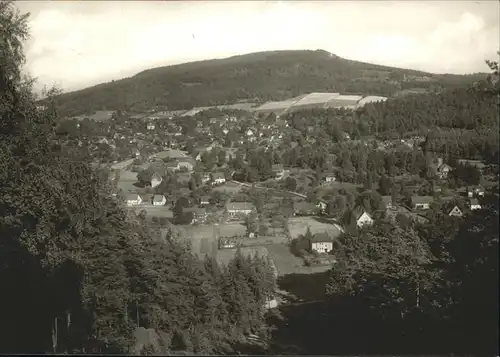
[{"xmin": 46, "ymin": 49, "xmax": 486, "ymax": 116}]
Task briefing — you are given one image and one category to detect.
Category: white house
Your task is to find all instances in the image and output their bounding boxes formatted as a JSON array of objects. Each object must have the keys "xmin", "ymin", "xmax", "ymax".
[
  {"xmin": 351, "ymin": 207, "xmax": 374, "ymax": 227},
  {"xmin": 150, "ymin": 172, "xmax": 162, "ymax": 188},
  {"xmin": 470, "ymin": 198, "xmax": 481, "ymax": 210},
  {"xmin": 152, "ymin": 194, "xmax": 166, "ymax": 206},
  {"xmin": 211, "ymin": 173, "xmax": 226, "ymax": 185},
  {"xmin": 147, "ymin": 122, "xmax": 155, "ymax": 130},
  {"xmin": 448, "ymin": 205, "xmax": 463, "ymax": 217},
  {"xmin": 246, "ymin": 129, "xmax": 254, "ymax": 137},
  {"xmin": 323, "ymin": 173, "xmax": 336, "ymax": 183},
  {"xmin": 226, "ymin": 202, "xmax": 254, "ymax": 217},
  {"xmin": 126, "ymin": 194, "xmax": 142, "ymax": 207},
  {"xmin": 468, "ymin": 186, "xmax": 485, "ymax": 198},
  {"xmin": 177, "ymin": 159, "xmax": 195, "ymax": 172},
  {"xmin": 200, "ymin": 195, "xmax": 211, "ymax": 206},
  {"xmin": 201, "ymin": 174, "xmax": 211, "ymax": 184},
  {"xmin": 272, "ymin": 164, "xmax": 285, "ymax": 180},
  {"xmin": 411, "ymin": 196, "xmax": 433, "ymax": 210},
  {"xmin": 356, "ymin": 211, "xmax": 374, "ymax": 227},
  {"xmin": 316, "ymin": 201, "xmax": 327, "ymax": 211},
  {"xmin": 310, "ymin": 233, "xmax": 333, "ymax": 254}
]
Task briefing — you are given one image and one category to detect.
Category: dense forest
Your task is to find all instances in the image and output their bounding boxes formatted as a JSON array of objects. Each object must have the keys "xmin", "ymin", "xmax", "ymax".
[
  {"xmin": 223, "ymin": 82, "xmax": 498, "ymax": 187},
  {"xmin": 45, "ymin": 49, "xmax": 486, "ymax": 116},
  {"xmin": 0, "ymin": 2, "xmax": 276, "ymax": 354}
]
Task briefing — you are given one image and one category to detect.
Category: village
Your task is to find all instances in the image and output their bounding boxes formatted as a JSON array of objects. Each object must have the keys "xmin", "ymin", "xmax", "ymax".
[{"xmin": 55, "ymin": 92, "xmax": 498, "ymax": 286}]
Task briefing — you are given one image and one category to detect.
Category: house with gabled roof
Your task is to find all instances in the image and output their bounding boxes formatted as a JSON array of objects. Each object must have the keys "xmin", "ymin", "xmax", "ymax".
[
  {"xmin": 150, "ymin": 172, "xmax": 162, "ymax": 188},
  {"xmin": 183, "ymin": 207, "xmax": 208, "ymax": 224},
  {"xmin": 272, "ymin": 164, "xmax": 285, "ymax": 179},
  {"xmin": 165, "ymin": 161, "xmax": 179, "ymax": 171},
  {"xmin": 310, "ymin": 232, "xmax": 334, "ymax": 254},
  {"xmin": 343, "ymin": 206, "xmax": 374, "ymax": 228},
  {"xmin": 470, "ymin": 198, "xmax": 481, "ymax": 210},
  {"xmin": 152, "ymin": 194, "xmax": 166, "ymax": 206},
  {"xmin": 322, "ymin": 173, "xmax": 337, "ymax": 184},
  {"xmin": 381, "ymin": 196, "xmax": 395, "ymax": 210},
  {"xmin": 126, "ymin": 194, "xmax": 143, "ymax": 207},
  {"xmin": 177, "ymin": 158, "xmax": 195, "ymax": 172},
  {"xmin": 467, "ymin": 186, "xmax": 485, "ymax": 198},
  {"xmin": 352, "ymin": 206, "xmax": 374, "ymax": 227},
  {"xmin": 211, "ymin": 172, "xmax": 226, "ymax": 185},
  {"xmin": 429, "ymin": 157, "xmax": 451, "ymax": 179},
  {"xmin": 200, "ymin": 195, "xmax": 211, "ymax": 206},
  {"xmin": 411, "ymin": 196, "xmax": 433, "ymax": 210},
  {"xmin": 448, "ymin": 205, "xmax": 463, "ymax": 217},
  {"xmin": 226, "ymin": 202, "xmax": 254, "ymax": 217}
]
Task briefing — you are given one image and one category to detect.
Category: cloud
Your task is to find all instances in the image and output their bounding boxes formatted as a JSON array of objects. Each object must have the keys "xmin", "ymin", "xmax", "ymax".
[{"xmin": 18, "ymin": 1, "xmax": 499, "ymax": 92}]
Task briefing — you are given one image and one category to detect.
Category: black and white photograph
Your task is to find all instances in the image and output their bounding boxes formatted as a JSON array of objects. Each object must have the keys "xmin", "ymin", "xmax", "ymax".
[{"xmin": 1, "ymin": 0, "xmax": 499, "ymax": 355}]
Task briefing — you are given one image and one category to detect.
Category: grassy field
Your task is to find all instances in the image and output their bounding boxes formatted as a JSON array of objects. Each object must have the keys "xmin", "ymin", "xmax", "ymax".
[
  {"xmin": 183, "ymin": 223, "xmax": 247, "ymax": 238},
  {"xmin": 134, "ymin": 206, "xmax": 173, "ymax": 218},
  {"xmin": 212, "ymin": 181, "xmax": 242, "ymax": 194},
  {"xmin": 178, "ymin": 223, "xmax": 247, "ymax": 258},
  {"xmin": 116, "ymin": 170, "xmax": 140, "ymax": 193},
  {"xmin": 327, "ymin": 182, "xmax": 363, "ymax": 189},
  {"xmin": 288, "ymin": 217, "xmax": 342, "ymax": 239},
  {"xmin": 238, "ymin": 235, "xmax": 289, "ymax": 247},
  {"xmin": 266, "ymin": 244, "xmax": 332, "ymax": 276},
  {"xmin": 117, "ymin": 179, "xmax": 139, "ymax": 193}
]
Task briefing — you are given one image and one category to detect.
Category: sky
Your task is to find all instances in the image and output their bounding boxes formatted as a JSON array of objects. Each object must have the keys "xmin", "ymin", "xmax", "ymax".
[{"xmin": 16, "ymin": 1, "xmax": 500, "ymax": 93}]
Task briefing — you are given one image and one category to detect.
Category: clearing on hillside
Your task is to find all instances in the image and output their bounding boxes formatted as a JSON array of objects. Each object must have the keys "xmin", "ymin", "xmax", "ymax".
[
  {"xmin": 266, "ymin": 244, "xmax": 332, "ymax": 276},
  {"xmin": 288, "ymin": 217, "xmax": 343, "ymax": 239}
]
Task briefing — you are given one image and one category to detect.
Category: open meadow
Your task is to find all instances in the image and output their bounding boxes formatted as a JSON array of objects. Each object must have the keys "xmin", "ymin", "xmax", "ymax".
[
  {"xmin": 177, "ymin": 223, "xmax": 247, "ymax": 258},
  {"xmin": 266, "ymin": 244, "xmax": 332, "ymax": 276},
  {"xmin": 134, "ymin": 205, "xmax": 173, "ymax": 218},
  {"xmin": 288, "ymin": 217, "xmax": 343, "ymax": 239},
  {"xmin": 211, "ymin": 181, "xmax": 242, "ymax": 194},
  {"xmin": 116, "ymin": 170, "xmax": 140, "ymax": 193}
]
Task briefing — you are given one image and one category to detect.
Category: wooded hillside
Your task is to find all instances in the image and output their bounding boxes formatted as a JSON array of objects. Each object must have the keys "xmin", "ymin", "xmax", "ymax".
[{"xmin": 47, "ymin": 49, "xmax": 486, "ymax": 116}]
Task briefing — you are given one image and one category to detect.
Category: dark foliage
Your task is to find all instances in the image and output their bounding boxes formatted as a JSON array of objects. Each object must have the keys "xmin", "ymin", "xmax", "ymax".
[{"xmin": 43, "ymin": 50, "xmax": 484, "ymax": 116}]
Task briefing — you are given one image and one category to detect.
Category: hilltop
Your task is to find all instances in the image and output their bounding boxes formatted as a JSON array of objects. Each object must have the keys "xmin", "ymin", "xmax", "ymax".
[{"xmin": 49, "ymin": 49, "xmax": 486, "ymax": 116}]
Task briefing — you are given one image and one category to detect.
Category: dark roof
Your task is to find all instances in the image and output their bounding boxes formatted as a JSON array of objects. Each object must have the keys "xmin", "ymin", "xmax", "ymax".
[
  {"xmin": 212, "ymin": 172, "xmax": 225, "ymax": 179},
  {"xmin": 151, "ymin": 172, "xmax": 162, "ymax": 180},
  {"xmin": 448, "ymin": 205, "xmax": 463, "ymax": 215},
  {"xmin": 153, "ymin": 194, "xmax": 165, "ymax": 202},
  {"xmin": 381, "ymin": 196, "xmax": 392, "ymax": 206},
  {"xmin": 184, "ymin": 207, "xmax": 206, "ymax": 215},
  {"xmin": 458, "ymin": 159, "xmax": 486, "ymax": 169},
  {"xmin": 226, "ymin": 202, "xmax": 254, "ymax": 211},
  {"xmin": 311, "ymin": 232, "xmax": 333, "ymax": 243},
  {"xmin": 470, "ymin": 198, "xmax": 480, "ymax": 205},
  {"xmin": 411, "ymin": 196, "xmax": 433, "ymax": 204}
]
